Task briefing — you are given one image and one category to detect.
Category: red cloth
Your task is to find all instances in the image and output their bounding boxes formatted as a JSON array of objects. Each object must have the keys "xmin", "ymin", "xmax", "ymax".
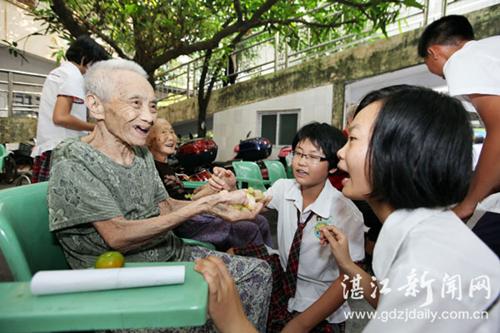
[
  {"xmin": 328, "ymin": 170, "xmax": 348, "ymax": 191},
  {"xmin": 284, "ymin": 211, "xmax": 315, "ymax": 297},
  {"xmin": 32, "ymin": 150, "xmax": 52, "ymax": 183}
]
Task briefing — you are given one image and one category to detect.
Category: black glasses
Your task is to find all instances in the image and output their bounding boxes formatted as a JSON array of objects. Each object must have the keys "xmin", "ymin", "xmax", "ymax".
[{"xmin": 291, "ymin": 150, "xmax": 328, "ymax": 165}]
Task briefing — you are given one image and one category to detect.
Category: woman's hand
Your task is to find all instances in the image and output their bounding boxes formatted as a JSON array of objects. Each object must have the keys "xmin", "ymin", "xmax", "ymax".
[
  {"xmin": 163, "ymin": 175, "xmax": 184, "ymax": 194},
  {"xmin": 194, "ymin": 256, "xmax": 257, "ymax": 333},
  {"xmin": 209, "ymin": 167, "xmax": 237, "ymax": 192},
  {"xmin": 319, "ymin": 225, "xmax": 354, "ymax": 271}
]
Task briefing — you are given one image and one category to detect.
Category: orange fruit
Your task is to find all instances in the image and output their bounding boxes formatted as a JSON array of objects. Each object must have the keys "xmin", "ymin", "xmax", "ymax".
[{"xmin": 94, "ymin": 251, "xmax": 125, "ymax": 269}]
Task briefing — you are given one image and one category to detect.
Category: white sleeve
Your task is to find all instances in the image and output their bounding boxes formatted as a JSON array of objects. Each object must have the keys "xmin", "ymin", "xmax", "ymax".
[{"xmin": 264, "ymin": 179, "xmax": 287, "ymax": 211}]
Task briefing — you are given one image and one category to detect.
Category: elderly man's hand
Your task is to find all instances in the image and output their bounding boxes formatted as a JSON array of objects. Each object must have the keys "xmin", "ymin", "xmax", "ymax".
[
  {"xmin": 209, "ymin": 167, "xmax": 237, "ymax": 192},
  {"xmin": 207, "ymin": 189, "xmax": 271, "ymax": 222}
]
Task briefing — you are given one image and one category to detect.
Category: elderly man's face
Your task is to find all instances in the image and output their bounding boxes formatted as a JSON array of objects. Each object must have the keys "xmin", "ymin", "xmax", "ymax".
[
  {"xmin": 150, "ymin": 119, "xmax": 178, "ymax": 157},
  {"xmin": 104, "ymin": 69, "xmax": 157, "ymax": 147}
]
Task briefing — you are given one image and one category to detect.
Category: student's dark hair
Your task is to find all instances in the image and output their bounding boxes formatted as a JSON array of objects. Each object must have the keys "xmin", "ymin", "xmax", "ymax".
[
  {"xmin": 292, "ymin": 122, "xmax": 346, "ymax": 171},
  {"xmin": 66, "ymin": 35, "xmax": 109, "ymax": 66},
  {"xmin": 355, "ymin": 85, "xmax": 472, "ymax": 210},
  {"xmin": 418, "ymin": 15, "xmax": 475, "ymax": 58}
]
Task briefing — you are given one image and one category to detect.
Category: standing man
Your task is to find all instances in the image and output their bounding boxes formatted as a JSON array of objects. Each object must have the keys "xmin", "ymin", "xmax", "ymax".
[
  {"xmin": 31, "ymin": 35, "xmax": 109, "ymax": 183},
  {"xmin": 418, "ymin": 15, "xmax": 500, "ymax": 255}
]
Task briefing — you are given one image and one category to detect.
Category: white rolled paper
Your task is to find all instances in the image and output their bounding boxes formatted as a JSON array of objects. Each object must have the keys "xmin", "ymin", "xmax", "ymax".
[{"xmin": 30, "ymin": 266, "xmax": 185, "ymax": 296}]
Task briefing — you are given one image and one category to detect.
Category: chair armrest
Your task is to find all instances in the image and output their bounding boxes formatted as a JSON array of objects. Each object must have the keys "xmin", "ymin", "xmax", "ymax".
[
  {"xmin": 235, "ymin": 177, "xmax": 272, "ymax": 185},
  {"xmin": 182, "ymin": 238, "xmax": 215, "ymax": 250},
  {"xmin": 182, "ymin": 181, "xmax": 207, "ymax": 189}
]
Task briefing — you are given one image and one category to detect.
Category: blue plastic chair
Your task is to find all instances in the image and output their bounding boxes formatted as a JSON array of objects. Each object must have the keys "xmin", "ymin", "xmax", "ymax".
[{"xmin": 232, "ymin": 161, "xmax": 271, "ymax": 192}]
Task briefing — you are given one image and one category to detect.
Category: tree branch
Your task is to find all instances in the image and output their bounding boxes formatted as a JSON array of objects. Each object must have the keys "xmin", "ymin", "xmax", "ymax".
[
  {"xmin": 334, "ymin": 0, "xmax": 406, "ymax": 9},
  {"xmin": 50, "ymin": 0, "xmax": 130, "ymax": 60},
  {"xmin": 234, "ymin": 0, "xmax": 243, "ymax": 22},
  {"xmin": 154, "ymin": 0, "xmax": 280, "ymax": 67},
  {"xmin": 50, "ymin": 0, "xmax": 87, "ymax": 38}
]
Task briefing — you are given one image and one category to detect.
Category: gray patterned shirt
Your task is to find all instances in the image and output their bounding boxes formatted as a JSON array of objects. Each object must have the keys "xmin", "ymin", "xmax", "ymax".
[{"xmin": 48, "ymin": 137, "xmax": 190, "ymax": 269}]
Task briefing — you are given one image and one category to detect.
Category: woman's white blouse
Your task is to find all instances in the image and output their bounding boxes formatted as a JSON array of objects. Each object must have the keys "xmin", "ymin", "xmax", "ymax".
[{"xmin": 366, "ymin": 208, "xmax": 500, "ymax": 332}]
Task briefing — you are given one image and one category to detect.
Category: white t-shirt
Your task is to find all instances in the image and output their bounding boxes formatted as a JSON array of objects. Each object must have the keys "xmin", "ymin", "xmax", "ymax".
[
  {"xmin": 443, "ymin": 36, "xmax": 500, "ymax": 214},
  {"xmin": 365, "ymin": 208, "xmax": 500, "ymax": 332},
  {"xmin": 32, "ymin": 62, "xmax": 89, "ymax": 158},
  {"xmin": 443, "ymin": 36, "xmax": 500, "ymax": 102},
  {"xmin": 265, "ymin": 178, "xmax": 365, "ymax": 323}
]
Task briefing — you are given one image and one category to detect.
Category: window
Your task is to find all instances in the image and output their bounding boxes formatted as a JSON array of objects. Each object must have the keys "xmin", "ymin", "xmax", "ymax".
[
  {"xmin": 259, "ymin": 110, "xmax": 299, "ymax": 146},
  {"xmin": 13, "ymin": 93, "xmax": 37, "ymax": 106}
]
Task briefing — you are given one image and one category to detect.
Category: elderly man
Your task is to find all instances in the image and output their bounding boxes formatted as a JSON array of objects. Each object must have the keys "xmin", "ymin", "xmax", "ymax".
[
  {"xmin": 47, "ymin": 59, "xmax": 272, "ymax": 332},
  {"xmin": 146, "ymin": 118, "xmax": 274, "ymax": 251}
]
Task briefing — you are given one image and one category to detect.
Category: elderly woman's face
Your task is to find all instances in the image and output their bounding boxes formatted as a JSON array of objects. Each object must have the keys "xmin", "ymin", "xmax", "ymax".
[
  {"xmin": 150, "ymin": 120, "xmax": 178, "ymax": 157},
  {"xmin": 104, "ymin": 70, "xmax": 158, "ymax": 147}
]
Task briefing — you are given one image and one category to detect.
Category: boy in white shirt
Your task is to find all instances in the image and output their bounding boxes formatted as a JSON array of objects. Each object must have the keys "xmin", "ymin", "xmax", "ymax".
[
  {"xmin": 31, "ymin": 35, "xmax": 108, "ymax": 183},
  {"xmin": 210, "ymin": 122, "xmax": 365, "ymax": 332}
]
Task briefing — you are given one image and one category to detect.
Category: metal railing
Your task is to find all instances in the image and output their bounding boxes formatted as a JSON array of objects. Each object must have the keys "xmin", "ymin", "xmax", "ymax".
[
  {"xmin": 0, "ymin": 69, "xmax": 46, "ymax": 118},
  {"xmin": 1, "ymin": 0, "xmax": 497, "ymax": 113},
  {"xmin": 154, "ymin": 1, "xmax": 428, "ymax": 104},
  {"xmin": 153, "ymin": 0, "xmax": 496, "ymax": 104}
]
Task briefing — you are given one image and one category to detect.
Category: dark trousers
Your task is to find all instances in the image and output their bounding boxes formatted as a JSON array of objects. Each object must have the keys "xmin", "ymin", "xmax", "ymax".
[{"xmin": 472, "ymin": 212, "xmax": 500, "ymax": 258}]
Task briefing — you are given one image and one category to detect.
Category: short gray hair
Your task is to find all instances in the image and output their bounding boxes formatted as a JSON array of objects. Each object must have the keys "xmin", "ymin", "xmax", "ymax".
[{"xmin": 85, "ymin": 59, "xmax": 148, "ymax": 102}]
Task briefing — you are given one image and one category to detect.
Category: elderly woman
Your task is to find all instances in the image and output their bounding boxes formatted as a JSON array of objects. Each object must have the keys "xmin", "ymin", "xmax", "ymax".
[
  {"xmin": 47, "ymin": 59, "xmax": 272, "ymax": 332},
  {"xmin": 146, "ymin": 118, "xmax": 273, "ymax": 251}
]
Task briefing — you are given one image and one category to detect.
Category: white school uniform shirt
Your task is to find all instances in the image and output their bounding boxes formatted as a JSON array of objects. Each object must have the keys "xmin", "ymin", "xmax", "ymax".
[
  {"xmin": 265, "ymin": 178, "xmax": 365, "ymax": 323},
  {"xmin": 365, "ymin": 208, "xmax": 500, "ymax": 332},
  {"xmin": 32, "ymin": 62, "xmax": 89, "ymax": 158},
  {"xmin": 443, "ymin": 36, "xmax": 500, "ymax": 98},
  {"xmin": 443, "ymin": 36, "xmax": 500, "ymax": 215}
]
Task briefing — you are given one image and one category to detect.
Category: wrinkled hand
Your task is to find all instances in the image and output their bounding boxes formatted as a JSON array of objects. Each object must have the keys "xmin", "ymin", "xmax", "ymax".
[
  {"xmin": 209, "ymin": 167, "xmax": 237, "ymax": 192},
  {"xmin": 164, "ymin": 175, "xmax": 184, "ymax": 192},
  {"xmin": 319, "ymin": 225, "xmax": 353, "ymax": 270},
  {"xmin": 194, "ymin": 256, "xmax": 256, "ymax": 333},
  {"xmin": 208, "ymin": 189, "xmax": 272, "ymax": 223},
  {"xmin": 190, "ymin": 184, "xmax": 218, "ymax": 200}
]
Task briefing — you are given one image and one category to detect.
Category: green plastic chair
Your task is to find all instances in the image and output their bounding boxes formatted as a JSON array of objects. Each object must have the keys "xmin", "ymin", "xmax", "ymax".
[
  {"xmin": 0, "ymin": 144, "xmax": 8, "ymax": 170},
  {"xmin": 182, "ymin": 180, "xmax": 208, "ymax": 189},
  {"xmin": 0, "ymin": 182, "xmax": 214, "ymax": 282},
  {"xmin": 0, "ymin": 182, "xmax": 67, "ymax": 282},
  {"xmin": 232, "ymin": 161, "xmax": 271, "ymax": 192},
  {"xmin": 0, "ymin": 261, "xmax": 208, "ymax": 332},
  {"xmin": 263, "ymin": 160, "xmax": 287, "ymax": 185},
  {"xmin": 0, "ymin": 181, "xmax": 212, "ymax": 331}
]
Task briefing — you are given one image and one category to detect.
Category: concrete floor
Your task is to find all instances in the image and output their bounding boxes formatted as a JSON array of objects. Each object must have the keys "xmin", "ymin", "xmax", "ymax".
[{"xmin": 0, "ymin": 182, "xmax": 373, "ymax": 332}]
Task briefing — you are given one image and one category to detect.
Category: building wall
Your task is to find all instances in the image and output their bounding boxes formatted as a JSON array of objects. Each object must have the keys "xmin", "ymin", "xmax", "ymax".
[
  {"xmin": 214, "ymin": 84, "xmax": 333, "ymax": 161},
  {"xmin": 160, "ymin": 4, "xmax": 500, "ymax": 162},
  {"xmin": 0, "ymin": 0, "xmax": 62, "ymax": 142},
  {"xmin": 1, "ymin": 4, "xmax": 499, "ymax": 145},
  {"xmin": 1, "ymin": 0, "xmax": 66, "ymax": 62}
]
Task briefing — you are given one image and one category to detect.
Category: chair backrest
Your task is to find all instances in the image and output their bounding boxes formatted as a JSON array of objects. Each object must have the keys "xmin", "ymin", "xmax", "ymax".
[
  {"xmin": 0, "ymin": 182, "xmax": 69, "ymax": 281},
  {"xmin": 263, "ymin": 160, "xmax": 287, "ymax": 185},
  {"xmin": 232, "ymin": 161, "xmax": 270, "ymax": 192},
  {"xmin": 0, "ymin": 144, "xmax": 8, "ymax": 170}
]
